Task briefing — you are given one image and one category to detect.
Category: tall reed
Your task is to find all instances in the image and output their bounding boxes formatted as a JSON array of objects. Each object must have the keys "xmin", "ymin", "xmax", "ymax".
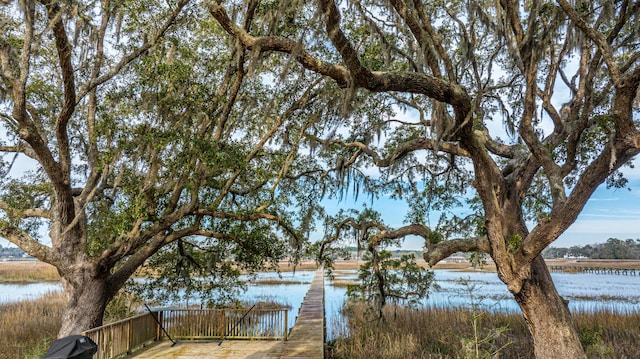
[
  {"xmin": 0, "ymin": 292, "xmax": 66, "ymax": 359},
  {"xmin": 0, "ymin": 288, "xmax": 148, "ymax": 359},
  {"xmin": 328, "ymin": 302, "xmax": 640, "ymax": 359}
]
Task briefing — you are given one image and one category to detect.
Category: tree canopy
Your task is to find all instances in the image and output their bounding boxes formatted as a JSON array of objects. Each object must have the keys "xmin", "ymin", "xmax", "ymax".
[
  {"xmin": 1, "ymin": 0, "xmax": 640, "ymax": 357},
  {"xmin": 0, "ymin": 0, "xmax": 342, "ymax": 335},
  {"xmin": 207, "ymin": 0, "xmax": 640, "ymax": 357}
]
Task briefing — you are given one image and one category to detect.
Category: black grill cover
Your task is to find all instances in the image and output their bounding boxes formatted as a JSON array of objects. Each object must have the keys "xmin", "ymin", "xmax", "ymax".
[{"xmin": 42, "ymin": 335, "xmax": 97, "ymax": 359}]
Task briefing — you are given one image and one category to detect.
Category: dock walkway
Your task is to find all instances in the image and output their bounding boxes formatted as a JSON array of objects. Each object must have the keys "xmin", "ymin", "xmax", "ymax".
[{"xmin": 278, "ymin": 267, "xmax": 325, "ymax": 358}]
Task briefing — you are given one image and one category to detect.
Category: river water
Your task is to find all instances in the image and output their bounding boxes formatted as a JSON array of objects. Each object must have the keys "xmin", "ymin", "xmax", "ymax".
[{"xmin": 2, "ymin": 269, "xmax": 639, "ymax": 339}]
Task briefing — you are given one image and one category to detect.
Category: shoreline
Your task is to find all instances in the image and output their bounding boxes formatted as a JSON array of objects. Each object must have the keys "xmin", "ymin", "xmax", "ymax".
[
  {"xmin": 2, "ymin": 257, "xmax": 640, "ymax": 284},
  {"xmin": 279, "ymin": 258, "xmax": 640, "ymax": 272}
]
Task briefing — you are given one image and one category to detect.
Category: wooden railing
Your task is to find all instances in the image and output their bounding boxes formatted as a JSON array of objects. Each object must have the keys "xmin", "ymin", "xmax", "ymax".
[
  {"xmin": 82, "ymin": 311, "xmax": 161, "ymax": 359},
  {"xmin": 82, "ymin": 308, "xmax": 288, "ymax": 359},
  {"xmin": 164, "ymin": 308, "xmax": 288, "ymax": 340}
]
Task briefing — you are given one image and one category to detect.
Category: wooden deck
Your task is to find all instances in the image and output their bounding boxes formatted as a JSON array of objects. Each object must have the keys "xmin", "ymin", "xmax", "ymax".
[
  {"xmin": 126, "ymin": 340, "xmax": 285, "ymax": 358},
  {"xmin": 127, "ymin": 268, "xmax": 325, "ymax": 359}
]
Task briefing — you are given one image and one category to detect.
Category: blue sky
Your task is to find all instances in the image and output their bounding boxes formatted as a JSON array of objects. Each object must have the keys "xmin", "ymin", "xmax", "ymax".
[
  {"xmin": 320, "ymin": 160, "xmax": 640, "ymax": 251},
  {"xmin": 558, "ymin": 175, "xmax": 640, "ymax": 247}
]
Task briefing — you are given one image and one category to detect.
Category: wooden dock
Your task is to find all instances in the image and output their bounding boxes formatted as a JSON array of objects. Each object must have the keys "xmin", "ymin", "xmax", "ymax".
[
  {"xmin": 125, "ymin": 268, "xmax": 325, "ymax": 359},
  {"xmin": 279, "ymin": 267, "xmax": 325, "ymax": 358}
]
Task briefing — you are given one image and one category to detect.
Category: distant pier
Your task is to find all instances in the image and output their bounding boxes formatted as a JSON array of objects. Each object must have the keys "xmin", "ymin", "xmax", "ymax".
[{"xmin": 549, "ymin": 266, "xmax": 638, "ymax": 275}]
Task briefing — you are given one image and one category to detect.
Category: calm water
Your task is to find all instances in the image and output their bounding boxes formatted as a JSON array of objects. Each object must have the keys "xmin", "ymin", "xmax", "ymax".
[
  {"xmin": 0, "ymin": 282, "xmax": 61, "ymax": 303},
  {"xmin": 430, "ymin": 270, "xmax": 640, "ymax": 312},
  {"xmin": 2, "ymin": 269, "xmax": 639, "ymax": 339}
]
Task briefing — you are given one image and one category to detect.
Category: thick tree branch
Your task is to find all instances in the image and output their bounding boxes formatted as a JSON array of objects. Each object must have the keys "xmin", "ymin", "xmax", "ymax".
[
  {"xmin": 412, "ymin": 0, "xmax": 456, "ymax": 80},
  {"xmin": 40, "ymin": 0, "xmax": 76, "ymax": 181},
  {"xmin": 0, "ymin": 144, "xmax": 38, "ymax": 159},
  {"xmin": 321, "ymin": 217, "xmax": 490, "ymax": 269},
  {"xmin": 368, "ymin": 223, "xmax": 430, "ymax": 248},
  {"xmin": 519, "ymin": 54, "xmax": 566, "ymax": 207},
  {"xmin": 521, "ymin": 139, "xmax": 640, "ymax": 268},
  {"xmin": 79, "ymin": 0, "xmax": 112, "ymax": 210},
  {"xmin": 319, "ymin": 137, "xmax": 470, "ymax": 168},
  {"xmin": 0, "ymin": 222, "xmax": 57, "ymax": 265},
  {"xmin": 0, "ymin": 201, "xmax": 50, "ymax": 219},
  {"xmin": 208, "ymin": 1, "xmax": 472, "ymax": 110},
  {"xmin": 423, "ymin": 236, "xmax": 491, "ymax": 267},
  {"xmin": 318, "ymin": 217, "xmax": 386, "ymax": 262},
  {"xmin": 13, "ymin": 0, "xmax": 34, "ymax": 121},
  {"xmin": 192, "ymin": 209, "xmax": 283, "ymax": 223},
  {"xmin": 208, "ymin": 2, "xmax": 349, "ymax": 87},
  {"xmin": 317, "ymin": 0, "xmax": 372, "ymax": 84}
]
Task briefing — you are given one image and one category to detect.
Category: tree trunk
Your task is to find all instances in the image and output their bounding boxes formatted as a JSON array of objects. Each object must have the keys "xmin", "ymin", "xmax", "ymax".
[
  {"xmin": 513, "ymin": 256, "xmax": 586, "ymax": 359},
  {"xmin": 57, "ymin": 272, "xmax": 111, "ymax": 337}
]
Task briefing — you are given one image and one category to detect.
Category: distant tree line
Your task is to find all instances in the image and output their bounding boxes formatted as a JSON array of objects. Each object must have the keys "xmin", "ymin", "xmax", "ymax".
[
  {"xmin": 0, "ymin": 245, "xmax": 27, "ymax": 258},
  {"xmin": 543, "ymin": 238, "xmax": 640, "ymax": 259}
]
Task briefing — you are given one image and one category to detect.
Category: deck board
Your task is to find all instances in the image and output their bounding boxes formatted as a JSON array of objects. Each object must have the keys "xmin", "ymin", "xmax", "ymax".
[{"xmin": 126, "ymin": 340, "xmax": 283, "ymax": 359}]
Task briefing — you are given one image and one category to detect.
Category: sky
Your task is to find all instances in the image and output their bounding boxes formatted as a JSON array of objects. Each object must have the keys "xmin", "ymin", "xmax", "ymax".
[
  {"xmin": 558, "ymin": 173, "xmax": 640, "ymax": 247},
  {"xmin": 320, "ymin": 159, "xmax": 640, "ymax": 251}
]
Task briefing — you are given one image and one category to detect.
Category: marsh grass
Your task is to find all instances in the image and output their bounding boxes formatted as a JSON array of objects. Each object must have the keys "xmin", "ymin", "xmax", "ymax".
[
  {"xmin": 328, "ymin": 303, "xmax": 640, "ymax": 359},
  {"xmin": 0, "ymin": 289, "xmax": 149, "ymax": 359},
  {"xmin": 0, "ymin": 291, "xmax": 65, "ymax": 359},
  {"xmin": 0, "ymin": 262, "xmax": 59, "ymax": 283},
  {"xmin": 330, "ymin": 279, "xmax": 357, "ymax": 288}
]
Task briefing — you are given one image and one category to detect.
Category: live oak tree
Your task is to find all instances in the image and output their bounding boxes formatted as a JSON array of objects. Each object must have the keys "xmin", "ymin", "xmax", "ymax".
[
  {"xmin": 208, "ymin": 1, "xmax": 640, "ymax": 358},
  {"xmin": 317, "ymin": 208, "xmax": 434, "ymax": 318},
  {"xmin": 0, "ymin": 0, "xmax": 326, "ymax": 337}
]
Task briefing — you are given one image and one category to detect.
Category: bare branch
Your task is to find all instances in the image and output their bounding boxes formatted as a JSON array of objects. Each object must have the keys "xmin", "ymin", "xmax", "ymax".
[
  {"xmin": 556, "ymin": 0, "xmax": 621, "ymax": 85},
  {"xmin": 76, "ymin": 0, "xmax": 190, "ymax": 102}
]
